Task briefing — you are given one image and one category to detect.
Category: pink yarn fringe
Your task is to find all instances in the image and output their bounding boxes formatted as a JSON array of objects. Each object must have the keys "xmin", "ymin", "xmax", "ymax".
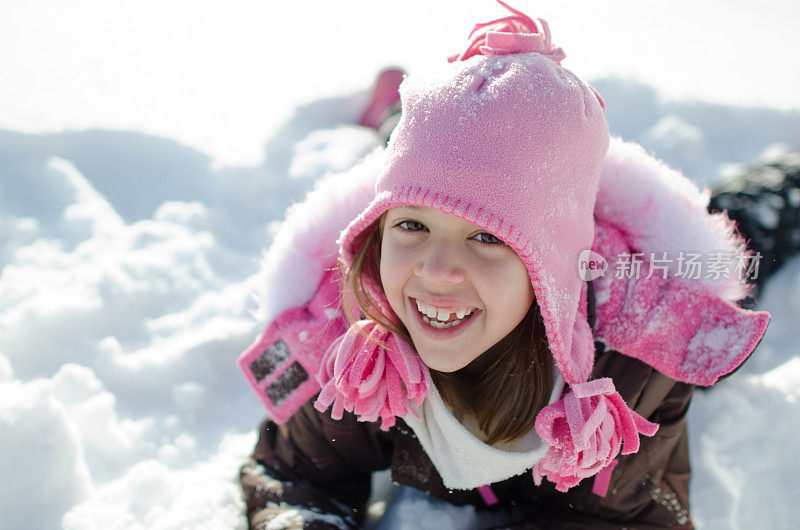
[
  {"xmin": 532, "ymin": 378, "xmax": 659, "ymax": 492},
  {"xmin": 314, "ymin": 320, "xmax": 429, "ymax": 431}
]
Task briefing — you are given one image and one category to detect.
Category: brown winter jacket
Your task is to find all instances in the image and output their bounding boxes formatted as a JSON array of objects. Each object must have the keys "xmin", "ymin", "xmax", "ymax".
[
  {"xmin": 240, "ymin": 281, "xmax": 697, "ymax": 529},
  {"xmin": 240, "ymin": 346, "xmax": 694, "ymax": 530}
]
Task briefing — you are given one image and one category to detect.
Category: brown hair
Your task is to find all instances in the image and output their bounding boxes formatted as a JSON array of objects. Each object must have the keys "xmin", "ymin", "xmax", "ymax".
[{"xmin": 338, "ymin": 212, "xmax": 554, "ymax": 445}]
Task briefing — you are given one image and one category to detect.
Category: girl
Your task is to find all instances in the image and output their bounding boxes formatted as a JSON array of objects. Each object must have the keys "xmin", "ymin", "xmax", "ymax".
[{"xmin": 238, "ymin": 2, "xmax": 772, "ymax": 528}]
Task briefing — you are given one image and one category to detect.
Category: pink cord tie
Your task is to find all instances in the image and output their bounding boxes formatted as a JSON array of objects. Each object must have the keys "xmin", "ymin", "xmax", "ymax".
[
  {"xmin": 314, "ymin": 320, "xmax": 429, "ymax": 431},
  {"xmin": 591, "ymin": 458, "xmax": 619, "ymax": 497},
  {"xmin": 477, "ymin": 484, "xmax": 499, "ymax": 506},
  {"xmin": 449, "ymin": 0, "xmax": 566, "ymax": 64},
  {"xmin": 531, "ymin": 378, "xmax": 659, "ymax": 492}
]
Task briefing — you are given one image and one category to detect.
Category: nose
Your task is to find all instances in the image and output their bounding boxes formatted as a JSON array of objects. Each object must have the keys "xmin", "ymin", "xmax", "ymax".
[{"xmin": 414, "ymin": 239, "xmax": 467, "ymax": 285}]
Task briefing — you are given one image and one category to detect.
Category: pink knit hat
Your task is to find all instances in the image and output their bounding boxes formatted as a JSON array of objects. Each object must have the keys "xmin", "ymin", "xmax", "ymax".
[{"xmin": 339, "ymin": 2, "xmax": 608, "ymax": 386}]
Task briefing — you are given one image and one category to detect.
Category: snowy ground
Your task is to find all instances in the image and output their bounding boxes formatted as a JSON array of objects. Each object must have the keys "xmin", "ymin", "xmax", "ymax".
[{"xmin": 2, "ymin": 1, "xmax": 800, "ymax": 528}]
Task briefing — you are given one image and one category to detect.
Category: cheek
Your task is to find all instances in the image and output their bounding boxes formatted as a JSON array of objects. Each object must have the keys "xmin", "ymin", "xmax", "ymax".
[
  {"xmin": 481, "ymin": 258, "xmax": 534, "ymax": 316},
  {"xmin": 379, "ymin": 237, "xmax": 411, "ymax": 306},
  {"xmin": 509, "ymin": 267, "xmax": 535, "ymax": 317}
]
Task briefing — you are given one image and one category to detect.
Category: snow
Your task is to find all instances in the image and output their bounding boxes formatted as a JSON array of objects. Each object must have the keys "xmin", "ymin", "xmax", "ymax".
[
  {"xmin": 0, "ymin": 376, "xmax": 93, "ymax": 529},
  {"xmin": 2, "ymin": 1, "xmax": 800, "ymax": 528}
]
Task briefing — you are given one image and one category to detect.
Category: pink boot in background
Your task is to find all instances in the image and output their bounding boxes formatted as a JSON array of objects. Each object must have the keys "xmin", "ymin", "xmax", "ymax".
[{"xmin": 358, "ymin": 67, "xmax": 405, "ymax": 140}]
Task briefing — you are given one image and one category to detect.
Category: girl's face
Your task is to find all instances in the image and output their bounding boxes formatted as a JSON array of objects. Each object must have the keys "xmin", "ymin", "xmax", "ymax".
[{"xmin": 379, "ymin": 205, "xmax": 535, "ymax": 372}]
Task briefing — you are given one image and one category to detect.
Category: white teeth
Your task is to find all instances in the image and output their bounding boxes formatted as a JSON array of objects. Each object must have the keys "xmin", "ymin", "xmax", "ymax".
[
  {"xmin": 415, "ymin": 298, "xmax": 476, "ymax": 324},
  {"xmin": 422, "ymin": 315, "xmax": 464, "ymax": 329}
]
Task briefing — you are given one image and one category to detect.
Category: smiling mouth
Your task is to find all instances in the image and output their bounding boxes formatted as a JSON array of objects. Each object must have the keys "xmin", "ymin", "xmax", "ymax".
[{"xmin": 411, "ymin": 298, "xmax": 478, "ymax": 330}]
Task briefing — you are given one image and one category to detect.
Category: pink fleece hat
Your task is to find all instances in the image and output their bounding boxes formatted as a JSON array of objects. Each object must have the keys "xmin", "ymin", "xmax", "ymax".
[{"xmin": 338, "ymin": 2, "xmax": 609, "ymax": 387}]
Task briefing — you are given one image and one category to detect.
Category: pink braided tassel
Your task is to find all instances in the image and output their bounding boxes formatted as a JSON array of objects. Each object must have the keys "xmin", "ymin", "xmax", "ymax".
[
  {"xmin": 314, "ymin": 320, "xmax": 429, "ymax": 431},
  {"xmin": 532, "ymin": 378, "xmax": 659, "ymax": 492}
]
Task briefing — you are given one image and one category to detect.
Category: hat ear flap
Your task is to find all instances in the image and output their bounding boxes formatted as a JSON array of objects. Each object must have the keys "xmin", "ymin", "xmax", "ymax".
[{"xmin": 564, "ymin": 280, "xmax": 596, "ymax": 385}]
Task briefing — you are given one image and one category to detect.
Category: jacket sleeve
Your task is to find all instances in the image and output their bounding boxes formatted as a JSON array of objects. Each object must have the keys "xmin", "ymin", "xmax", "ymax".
[
  {"xmin": 489, "ymin": 351, "xmax": 696, "ymax": 530},
  {"xmin": 239, "ymin": 395, "xmax": 395, "ymax": 530}
]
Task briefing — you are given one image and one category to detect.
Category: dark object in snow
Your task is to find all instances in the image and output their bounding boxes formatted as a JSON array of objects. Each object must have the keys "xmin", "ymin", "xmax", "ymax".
[{"xmin": 708, "ymin": 151, "xmax": 800, "ymax": 309}]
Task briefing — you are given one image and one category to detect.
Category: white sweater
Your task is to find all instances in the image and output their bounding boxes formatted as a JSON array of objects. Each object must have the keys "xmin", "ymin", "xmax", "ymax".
[{"xmin": 402, "ymin": 368, "xmax": 564, "ymax": 490}]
